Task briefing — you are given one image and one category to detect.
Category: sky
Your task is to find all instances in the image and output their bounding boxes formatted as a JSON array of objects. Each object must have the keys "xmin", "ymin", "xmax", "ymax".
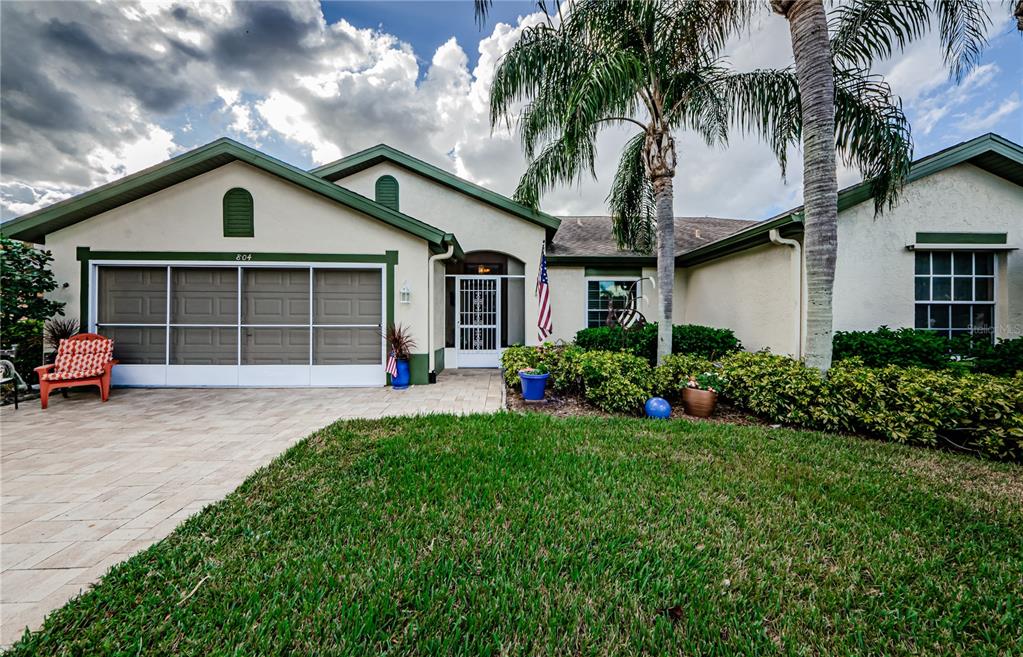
[{"xmin": 1, "ymin": 0, "xmax": 1020, "ymax": 223}]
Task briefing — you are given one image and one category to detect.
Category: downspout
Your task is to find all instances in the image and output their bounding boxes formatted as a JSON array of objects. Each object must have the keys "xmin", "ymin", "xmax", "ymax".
[
  {"xmin": 427, "ymin": 241, "xmax": 456, "ymax": 378},
  {"xmin": 769, "ymin": 229, "xmax": 803, "ymax": 358}
]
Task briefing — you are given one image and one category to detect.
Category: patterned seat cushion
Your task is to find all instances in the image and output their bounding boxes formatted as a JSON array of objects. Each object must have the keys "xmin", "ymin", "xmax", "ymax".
[{"xmin": 48, "ymin": 338, "xmax": 114, "ymax": 381}]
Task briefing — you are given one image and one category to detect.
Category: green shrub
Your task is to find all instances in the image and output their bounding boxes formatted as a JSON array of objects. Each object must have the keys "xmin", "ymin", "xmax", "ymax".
[
  {"xmin": 575, "ymin": 324, "xmax": 656, "ymax": 359},
  {"xmin": 578, "ymin": 350, "xmax": 651, "ymax": 415},
  {"xmin": 504, "ymin": 346, "xmax": 1022, "ymax": 460},
  {"xmin": 832, "ymin": 326, "xmax": 957, "ymax": 370},
  {"xmin": 574, "ymin": 323, "xmax": 741, "ymax": 363},
  {"xmin": 972, "ymin": 336, "xmax": 1023, "ymax": 376},
  {"xmin": 500, "ymin": 345, "xmax": 538, "ymax": 388},
  {"xmin": 719, "ymin": 352, "xmax": 825, "ymax": 427},
  {"xmin": 720, "ymin": 352, "xmax": 1022, "ymax": 460},
  {"xmin": 500, "ymin": 344, "xmax": 588, "ymax": 396},
  {"xmin": 672, "ymin": 324, "xmax": 743, "ymax": 360},
  {"xmin": 536, "ymin": 344, "xmax": 586, "ymax": 395},
  {"xmin": 3, "ymin": 319, "xmax": 44, "ymax": 386},
  {"xmin": 651, "ymin": 353, "xmax": 713, "ymax": 399}
]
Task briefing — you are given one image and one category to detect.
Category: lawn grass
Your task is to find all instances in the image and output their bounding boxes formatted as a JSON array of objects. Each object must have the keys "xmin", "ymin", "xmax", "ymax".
[{"xmin": 9, "ymin": 413, "xmax": 1021, "ymax": 656}]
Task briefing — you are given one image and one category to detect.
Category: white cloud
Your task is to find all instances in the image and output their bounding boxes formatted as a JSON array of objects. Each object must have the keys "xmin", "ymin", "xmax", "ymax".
[
  {"xmin": 86, "ymin": 123, "xmax": 179, "ymax": 181},
  {"xmin": 1, "ymin": 0, "xmax": 1018, "ymax": 224}
]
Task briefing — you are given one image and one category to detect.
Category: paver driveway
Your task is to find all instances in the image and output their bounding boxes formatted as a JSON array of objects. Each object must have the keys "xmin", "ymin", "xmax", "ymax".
[{"xmin": 0, "ymin": 371, "xmax": 503, "ymax": 646}]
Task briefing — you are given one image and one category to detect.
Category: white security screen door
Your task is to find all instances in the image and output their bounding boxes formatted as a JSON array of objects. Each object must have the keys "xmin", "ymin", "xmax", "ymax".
[{"xmin": 455, "ymin": 276, "xmax": 501, "ymax": 368}]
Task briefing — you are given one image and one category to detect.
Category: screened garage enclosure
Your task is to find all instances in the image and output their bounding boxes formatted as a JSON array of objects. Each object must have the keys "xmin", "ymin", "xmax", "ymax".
[{"xmin": 93, "ymin": 264, "xmax": 385, "ymax": 387}]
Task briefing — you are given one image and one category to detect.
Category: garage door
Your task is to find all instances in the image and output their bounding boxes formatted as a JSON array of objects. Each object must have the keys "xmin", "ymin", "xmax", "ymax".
[{"xmin": 95, "ymin": 264, "xmax": 384, "ymax": 387}]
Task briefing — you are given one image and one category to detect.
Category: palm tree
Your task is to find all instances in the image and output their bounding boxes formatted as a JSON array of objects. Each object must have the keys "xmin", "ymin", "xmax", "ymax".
[
  {"xmin": 487, "ymin": 0, "xmax": 914, "ymax": 365},
  {"xmin": 772, "ymin": 0, "xmax": 991, "ymax": 370},
  {"xmin": 489, "ymin": 1, "xmax": 786, "ymax": 363}
]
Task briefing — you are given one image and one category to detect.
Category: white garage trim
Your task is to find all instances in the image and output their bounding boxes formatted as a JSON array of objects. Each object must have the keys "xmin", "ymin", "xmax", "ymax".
[{"xmin": 89, "ymin": 260, "xmax": 387, "ymax": 387}]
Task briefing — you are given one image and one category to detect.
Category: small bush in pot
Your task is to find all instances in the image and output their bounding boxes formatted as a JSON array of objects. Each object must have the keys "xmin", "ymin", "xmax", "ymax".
[
  {"xmin": 385, "ymin": 323, "xmax": 417, "ymax": 389},
  {"xmin": 682, "ymin": 371, "xmax": 727, "ymax": 417},
  {"xmin": 518, "ymin": 363, "xmax": 550, "ymax": 401}
]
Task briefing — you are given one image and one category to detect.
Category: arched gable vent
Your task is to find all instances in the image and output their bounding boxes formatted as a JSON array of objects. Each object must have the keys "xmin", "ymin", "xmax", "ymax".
[
  {"xmin": 223, "ymin": 188, "xmax": 254, "ymax": 237},
  {"xmin": 374, "ymin": 175, "xmax": 399, "ymax": 212}
]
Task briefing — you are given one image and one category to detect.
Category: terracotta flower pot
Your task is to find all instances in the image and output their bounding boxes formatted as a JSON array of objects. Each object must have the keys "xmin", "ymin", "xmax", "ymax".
[{"xmin": 682, "ymin": 387, "xmax": 717, "ymax": 418}]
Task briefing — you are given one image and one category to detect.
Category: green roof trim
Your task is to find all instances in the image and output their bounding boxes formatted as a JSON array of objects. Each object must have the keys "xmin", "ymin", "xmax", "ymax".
[
  {"xmin": 916, "ymin": 232, "xmax": 1007, "ymax": 244},
  {"xmin": 678, "ymin": 132, "xmax": 1022, "ymax": 267},
  {"xmin": 311, "ymin": 144, "xmax": 562, "ymax": 237},
  {"xmin": 1, "ymin": 137, "xmax": 458, "ymax": 254}
]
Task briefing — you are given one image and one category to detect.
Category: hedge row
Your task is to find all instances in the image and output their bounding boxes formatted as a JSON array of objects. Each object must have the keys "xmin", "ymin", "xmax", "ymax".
[
  {"xmin": 833, "ymin": 327, "xmax": 1023, "ymax": 376},
  {"xmin": 501, "ymin": 346, "xmax": 1023, "ymax": 460},
  {"xmin": 574, "ymin": 323, "xmax": 741, "ymax": 363}
]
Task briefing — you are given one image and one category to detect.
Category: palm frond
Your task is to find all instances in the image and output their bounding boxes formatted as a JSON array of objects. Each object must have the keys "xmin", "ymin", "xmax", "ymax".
[
  {"xmin": 474, "ymin": 0, "xmax": 492, "ymax": 27},
  {"xmin": 833, "ymin": 67, "xmax": 914, "ymax": 213},
  {"xmin": 607, "ymin": 132, "xmax": 655, "ymax": 252},
  {"xmin": 935, "ymin": 0, "xmax": 990, "ymax": 82},
  {"xmin": 829, "ymin": 0, "xmax": 989, "ymax": 82},
  {"xmin": 512, "ymin": 133, "xmax": 598, "ymax": 210},
  {"xmin": 829, "ymin": 0, "xmax": 930, "ymax": 67},
  {"xmin": 715, "ymin": 68, "xmax": 801, "ymax": 177}
]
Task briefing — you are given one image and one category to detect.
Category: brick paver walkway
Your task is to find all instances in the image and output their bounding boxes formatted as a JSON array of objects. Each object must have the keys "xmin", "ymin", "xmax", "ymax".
[{"xmin": 0, "ymin": 370, "xmax": 502, "ymax": 646}]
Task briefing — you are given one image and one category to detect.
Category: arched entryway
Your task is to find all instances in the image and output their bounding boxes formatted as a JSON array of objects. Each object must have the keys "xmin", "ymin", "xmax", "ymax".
[{"xmin": 445, "ymin": 251, "xmax": 525, "ymax": 367}]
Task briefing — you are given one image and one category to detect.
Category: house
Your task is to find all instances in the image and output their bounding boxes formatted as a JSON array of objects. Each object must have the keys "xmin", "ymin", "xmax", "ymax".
[{"xmin": 2, "ymin": 133, "xmax": 1020, "ymax": 387}]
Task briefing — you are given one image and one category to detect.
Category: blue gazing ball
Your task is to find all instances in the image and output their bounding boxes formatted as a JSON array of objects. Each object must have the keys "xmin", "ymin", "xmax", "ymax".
[{"xmin": 645, "ymin": 397, "xmax": 672, "ymax": 419}]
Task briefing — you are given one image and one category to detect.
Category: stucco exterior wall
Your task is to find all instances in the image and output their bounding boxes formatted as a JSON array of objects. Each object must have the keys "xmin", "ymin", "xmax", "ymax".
[
  {"xmin": 44, "ymin": 161, "xmax": 433, "ymax": 347},
  {"xmin": 834, "ymin": 163, "xmax": 1023, "ymax": 339},
  {"xmin": 681, "ymin": 243, "xmax": 799, "ymax": 355},
  {"xmin": 335, "ymin": 162, "xmax": 548, "ymax": 345}
]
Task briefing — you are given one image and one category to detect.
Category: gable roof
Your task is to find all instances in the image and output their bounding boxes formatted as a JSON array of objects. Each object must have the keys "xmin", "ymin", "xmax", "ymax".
[
  {"xmin": 548, "ymin": 216, "xmax": 754, "ymax": 265},
  {"xmin": 311, "ymin": 144, "xmax": 562, "ymax": 237},
  {"xmin": 1, "ymin": 137, "xmax": 462, "ymax": 255},
  {"xmin": 677, "ymin": 132, "xmax": 1023, "ymax": 267}
]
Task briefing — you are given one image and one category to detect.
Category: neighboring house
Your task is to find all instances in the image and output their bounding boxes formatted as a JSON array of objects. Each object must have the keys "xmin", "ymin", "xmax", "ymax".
[{"xmin": 2, "ymin": 133, "xmax": 1020, "ymax": 387}]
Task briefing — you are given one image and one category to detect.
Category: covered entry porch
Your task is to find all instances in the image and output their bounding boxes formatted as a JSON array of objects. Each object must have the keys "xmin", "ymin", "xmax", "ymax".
[{"xmin": 443, "ymin": 251, "xmax": 527, "ymax": 369}]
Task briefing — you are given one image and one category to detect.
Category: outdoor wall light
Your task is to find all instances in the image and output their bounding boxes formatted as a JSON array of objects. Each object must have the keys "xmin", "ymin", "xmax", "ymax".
[{"xmin": 400, "ymin": 282, "xmax": 412, "ymax": 304}]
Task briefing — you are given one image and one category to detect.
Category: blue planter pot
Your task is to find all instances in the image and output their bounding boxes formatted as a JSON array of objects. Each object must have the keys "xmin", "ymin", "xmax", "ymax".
[
  {"xmin": 519, "ymin": 371, "xmax": 550, "ymax": 401},
  {"xmin": 392, "ymin": 359, "xmax": 411, "ymax": 389}
]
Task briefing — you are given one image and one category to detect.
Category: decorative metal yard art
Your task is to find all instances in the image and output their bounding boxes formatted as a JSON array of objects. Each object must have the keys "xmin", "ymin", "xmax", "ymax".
[{"xmin": 604, "ymin": 278, "xmax": 649, "ymax": 352}]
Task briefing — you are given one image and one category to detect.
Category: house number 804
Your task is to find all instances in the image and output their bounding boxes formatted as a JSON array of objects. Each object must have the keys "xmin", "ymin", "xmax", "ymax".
[{"xmin": 236, "ymin": 253, "xmax": 253, "ymax": 261}]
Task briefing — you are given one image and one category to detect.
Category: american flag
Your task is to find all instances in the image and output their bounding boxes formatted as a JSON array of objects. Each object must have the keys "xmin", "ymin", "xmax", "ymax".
[
  {"xmin": 385, "ymin": 350, "xmax": 398, "ymax": 378},
  {"xmin": 536, "ymin": 242, "xmax": 553, "ymax": 342}
]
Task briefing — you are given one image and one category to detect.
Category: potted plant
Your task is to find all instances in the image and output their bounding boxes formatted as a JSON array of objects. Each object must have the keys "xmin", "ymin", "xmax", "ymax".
[
  {"xmin": 518, "ymin": 364, "xmax": 550, "ymax": 401},
  {"xmin": 385, "ymin": 323, "xmax": 417, "ymax": 390},
  {"xmin": 43, "ymin": 318, "xmax": 80, "ymax": 364},
  {"xmin": 682, "ymin": 371, "xmax": 727, "ymax": 418}
]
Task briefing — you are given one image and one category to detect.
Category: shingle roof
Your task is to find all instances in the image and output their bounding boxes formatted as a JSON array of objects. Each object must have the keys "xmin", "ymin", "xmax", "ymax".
[{"xmin": 549, "ymin": 216, "xmax": 756, "ymax": 257}]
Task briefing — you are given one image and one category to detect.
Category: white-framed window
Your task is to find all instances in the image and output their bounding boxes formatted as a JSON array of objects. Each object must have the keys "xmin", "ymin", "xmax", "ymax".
[
  {"xmin": 914, "ymin": 251, "xmax": 995, "ymax": 341},
  {"xmin": 586, "ymin": 279, "xmax": 641, "ymax": 328}
]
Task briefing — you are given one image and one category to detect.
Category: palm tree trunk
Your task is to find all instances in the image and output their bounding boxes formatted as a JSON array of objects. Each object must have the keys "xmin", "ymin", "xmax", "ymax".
[
  {"xmin": 776, "ymin": 0, "xmax": 838, "ymax": 372},
  {"xmin": 653, "ymin": 175, "xmax": 674, "ymax": 365}
]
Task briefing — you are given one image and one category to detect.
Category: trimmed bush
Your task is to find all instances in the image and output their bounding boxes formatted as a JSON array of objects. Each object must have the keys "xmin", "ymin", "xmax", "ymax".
[
  {"xmin": 651, "ymin": 353, "xmax": 713, "ymax": 400},
  {"xmin": 578, "ymin": 350, "xmax": 651, "ymax": 415},
  {"xmin": 833, "ymin": 326, "xmax": 957, "ymax": 370},
  {"xmin": 501, "ymin": 347, "xmax": 650, "ymax": 414},
  {"xmin": 972, "ymin": 336, "xmax": 1023, "ymax": 376},
  {"xmin": 503, "ymin": 346, "xmax": 1022, "ymax": 459},
  {"xmin": 719, "ymin": 352, "xmax": 825, "ymax": 428},
  {"xmin": 721, "ymin": 352, "xmax": 1022, "ymax": 460},
  {"xmin": 574, "ymin": 323, "xmax": 741, "ymax": 363},
  {"xmin": 833, "ymin": 327, "xmax": 1021, "ymax": 376}
]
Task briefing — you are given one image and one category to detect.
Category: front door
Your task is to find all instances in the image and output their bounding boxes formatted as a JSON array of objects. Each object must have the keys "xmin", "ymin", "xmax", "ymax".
[{"xmin": 455, "ymin": 275, "xmax": 501, "ymax": 368}]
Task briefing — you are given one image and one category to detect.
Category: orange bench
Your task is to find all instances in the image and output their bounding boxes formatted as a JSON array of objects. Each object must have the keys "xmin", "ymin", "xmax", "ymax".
[{"xmin": 34, "ymin": 333, "xmax": 118, "ymax": 409}]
